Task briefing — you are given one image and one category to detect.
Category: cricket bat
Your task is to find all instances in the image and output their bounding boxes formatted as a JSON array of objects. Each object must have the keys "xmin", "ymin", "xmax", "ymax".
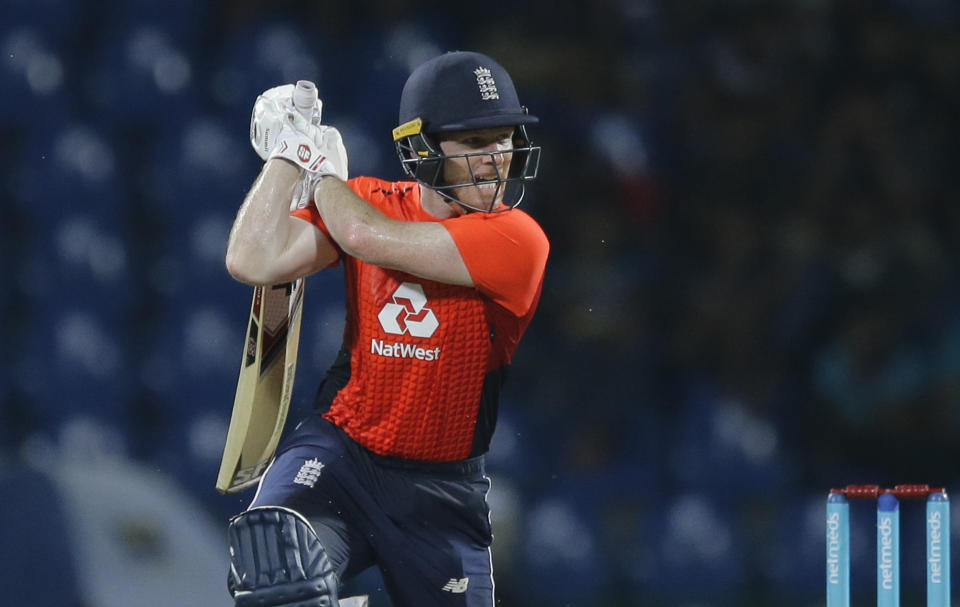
[
  {"xmin": 217, "ymin": 80, "xmax": 318, "ymax": 494},
  {"xmin": 216, "ymin": 278, "xmax": 305, "ymax": 493}
]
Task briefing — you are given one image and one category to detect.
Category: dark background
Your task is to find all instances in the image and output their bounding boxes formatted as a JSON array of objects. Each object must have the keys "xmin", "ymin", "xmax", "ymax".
[{"xmin": 2, "ymin": 0, "xmax": 959, "ymax": 605}]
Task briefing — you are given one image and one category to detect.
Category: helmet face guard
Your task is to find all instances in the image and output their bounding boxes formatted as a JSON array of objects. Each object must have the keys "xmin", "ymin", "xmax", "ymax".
[{"xmin": 394, "ymin": 118, "xmax": 541, "ymax": 213}]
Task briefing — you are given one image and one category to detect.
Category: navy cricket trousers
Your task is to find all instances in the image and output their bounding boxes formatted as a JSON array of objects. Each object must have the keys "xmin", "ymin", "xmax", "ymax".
[{"xmin": 250, "ymin": 413, "xmax": 495, "ymax": 607}]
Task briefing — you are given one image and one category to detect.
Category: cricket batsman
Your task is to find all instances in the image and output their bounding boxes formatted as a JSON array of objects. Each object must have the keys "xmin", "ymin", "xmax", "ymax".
[{"xmin": 224, "ymin": 50, "xmax": 549, "ymax": 606}]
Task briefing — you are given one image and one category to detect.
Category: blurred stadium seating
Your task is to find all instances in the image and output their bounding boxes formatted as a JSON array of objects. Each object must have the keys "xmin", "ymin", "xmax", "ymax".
[{"xmin": 3, "ymin": 1, "xmax": 960, "ymax": 605}]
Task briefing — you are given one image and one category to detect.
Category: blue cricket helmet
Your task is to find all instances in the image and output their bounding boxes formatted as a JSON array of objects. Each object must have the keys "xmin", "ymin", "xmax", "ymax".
[
  {"xmin": 397, "ymin": 51, "xmax": 539, "ymax": 132},
  {"xmin": 393, "ymin": 51, "xmax": 541, "ymax": 212}
]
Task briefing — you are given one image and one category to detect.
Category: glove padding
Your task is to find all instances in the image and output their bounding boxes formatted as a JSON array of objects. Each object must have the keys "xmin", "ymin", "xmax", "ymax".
[
  {"xmin": 251, "ymin": 83, "xmax": 348, "ymax": 208},
  {"xmin": 249, "ymin": 84, "xmax": 323, "ymax": 161},
  {"xmin": 287, "ymin": 126, "xmax": 349, "ymax": 209},
  {"xmin": 269, "ymin": 121, "xmax": 348, "ymax": 181}
]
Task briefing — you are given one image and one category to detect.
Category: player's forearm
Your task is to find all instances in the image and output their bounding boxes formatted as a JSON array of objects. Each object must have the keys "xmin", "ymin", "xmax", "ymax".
[
  {"xmin": 313, "ymin": 178, "xmax": 473, "ymax": 285},
  {"xmin": 313, "ymin": 177, "xmax": 397, "ymax": 262},
  {"xmin": 226, "ymin": 159, "xmax": 300, "ymax": 284}
]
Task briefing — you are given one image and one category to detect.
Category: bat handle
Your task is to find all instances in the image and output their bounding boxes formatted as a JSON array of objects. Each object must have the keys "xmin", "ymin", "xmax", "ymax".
[{"xmin": 293, "ymin": 80, "xmax": 319, "ymax": 122}]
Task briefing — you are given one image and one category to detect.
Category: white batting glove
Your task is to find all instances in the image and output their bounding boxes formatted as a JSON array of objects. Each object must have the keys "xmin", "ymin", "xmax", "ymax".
[
  {"xmin": 287, "ymin": 125, "xmax": 349, "ymax": 209},
  {"xmin": 270, "ymin": 122, "xmax": 348, "ymax": 181},
  {"xmin": 249, "ymin": 84, "xmax": 323, "ymax": 161}
]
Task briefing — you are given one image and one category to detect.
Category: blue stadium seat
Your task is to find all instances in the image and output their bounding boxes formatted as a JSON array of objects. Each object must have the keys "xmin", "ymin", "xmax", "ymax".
[
  {"xmin": 165, "ymin": 411, "xmax": 234, "ymax": 515},
  {"xmin": 22, "ymin": 212, "xmax": 131, "ymax": 311},
  {"xmin": 136, "ymin": 296, "xmax": 239, "ymax": 514},
  {"xmin": 0, "ymin": 26, "xmax": 72, "ymax": 124},
  {"xmin": 519, "ymin": 493, "xmax": 612, "ymax": 602},
  {"xmin": 17, "ymin": 120, "xmax": 133, "ymax": 322},
  {"xmin": 668, "ymin": 385, "xmax": 790, "ymax": 499},
  {"xmin": 15, "ymin": 304, "xmax": 134, "ymax": 423},
  {"xmin": 13, "ymin": 120, "xmax": 133, "ymax": 424},
  {"xmin": 17, "ymin": 120, "xmax": 124, "ymax": 218},
  {"xmin": 329, "ymin": 19, "xmax": 460, "ymax": 173},
  {"xmin": 211, "ymin": 19, "xmax": 328, "ymax": 125},
  {"xmin": 333, "ymin": 118, "xmax": 397, "ymax": 181},
  {"xmin": 152, "ymin": 113, "xmax": 256, "ymax": 203},
  {"xmin": 145, "ymin": 296, "xmax": 245, "ymax": 413},
  {"xmin": 150, "ymin": 113, "xmax": 260, "ymax": 302},
  {"xmin": 588, "ymin": 111, "xmax": 653, "ymax": 177},
  {"xmin": 642, "ymin": 492, "xmax": 745, "ymax": 599},
  {"xmin": 84, "ymin": 24, "xmax": 198, "ymax": 128},
  {"xmin": 333, "ymin": 22, "xmax": 447, "ymax": 121}
]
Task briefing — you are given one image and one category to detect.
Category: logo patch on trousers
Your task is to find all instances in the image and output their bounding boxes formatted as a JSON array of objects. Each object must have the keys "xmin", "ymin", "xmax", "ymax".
[
  {"xmin": 441, "ymin": 577, "xmax": 469, "ymax": 593},
  {"xmin": 293, "ymin": 458, "xmax": 324, "ymax": 488}
]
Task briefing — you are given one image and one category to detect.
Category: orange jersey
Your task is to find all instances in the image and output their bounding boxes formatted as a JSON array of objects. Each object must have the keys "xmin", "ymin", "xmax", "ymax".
[{"xmin": 291, "ymin": 177, "xmax": 549, "ymax": 461}]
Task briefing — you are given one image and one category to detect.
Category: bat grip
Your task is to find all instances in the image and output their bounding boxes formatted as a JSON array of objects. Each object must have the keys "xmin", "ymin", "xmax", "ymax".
[{"xmin": 293, "ymin": 80, "xmax": 318, "ymax": 122}]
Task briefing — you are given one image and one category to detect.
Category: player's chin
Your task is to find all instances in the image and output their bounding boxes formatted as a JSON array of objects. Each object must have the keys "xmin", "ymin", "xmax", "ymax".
[{"xmin": 457, "ymin": 183, "xmax": 503, "ymax": 212}]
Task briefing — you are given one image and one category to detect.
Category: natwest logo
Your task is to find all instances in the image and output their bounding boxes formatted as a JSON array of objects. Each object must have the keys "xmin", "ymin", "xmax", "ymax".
[{"xmin": 377, "ymin": 282, "xmax": 438, "ymax": 338}]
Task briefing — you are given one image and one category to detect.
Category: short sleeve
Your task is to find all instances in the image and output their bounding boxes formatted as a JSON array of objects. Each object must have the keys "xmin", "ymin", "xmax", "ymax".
[
  {"xmin": 290, "ymin": 176, "xmax": 379, "ymax": 236},
  {"xmin": 290, "ymin": 204, "xmax": 343, "ymax": 265},
  {"xmin": 442, "ymin": 210, "xmax": 549, "ymax": 316},
  {"xmin": 290, "ymin": 175, "xmax": 381, "ymax": 262},
  {"xmin": 290, "ymin": 204, "xmax": 329, "ymax": 236}
]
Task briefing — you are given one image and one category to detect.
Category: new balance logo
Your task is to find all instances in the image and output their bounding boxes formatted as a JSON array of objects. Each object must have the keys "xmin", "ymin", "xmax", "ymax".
[
  {"xmin": 441, "ymin": 577, "xmax": 469, "ymax": 593},
  {"xmin": 293, "ymin": 458, "xmax": 324, "ymax": 488},
  {"xmin": 377, "ymin": 282, "xmax": 438, "ymax": 338}
]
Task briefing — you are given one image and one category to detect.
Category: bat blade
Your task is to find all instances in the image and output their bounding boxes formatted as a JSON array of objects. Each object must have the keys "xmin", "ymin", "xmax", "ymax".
[{"xmin": 216, "ymin": 278, "xmax": 305, "ymax": 494}]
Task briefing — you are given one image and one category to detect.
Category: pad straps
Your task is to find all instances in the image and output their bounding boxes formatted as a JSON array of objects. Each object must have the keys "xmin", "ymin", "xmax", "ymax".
[{"xmin": 228, "ymin": 506, "xmax": 339, "ymax": 607}]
